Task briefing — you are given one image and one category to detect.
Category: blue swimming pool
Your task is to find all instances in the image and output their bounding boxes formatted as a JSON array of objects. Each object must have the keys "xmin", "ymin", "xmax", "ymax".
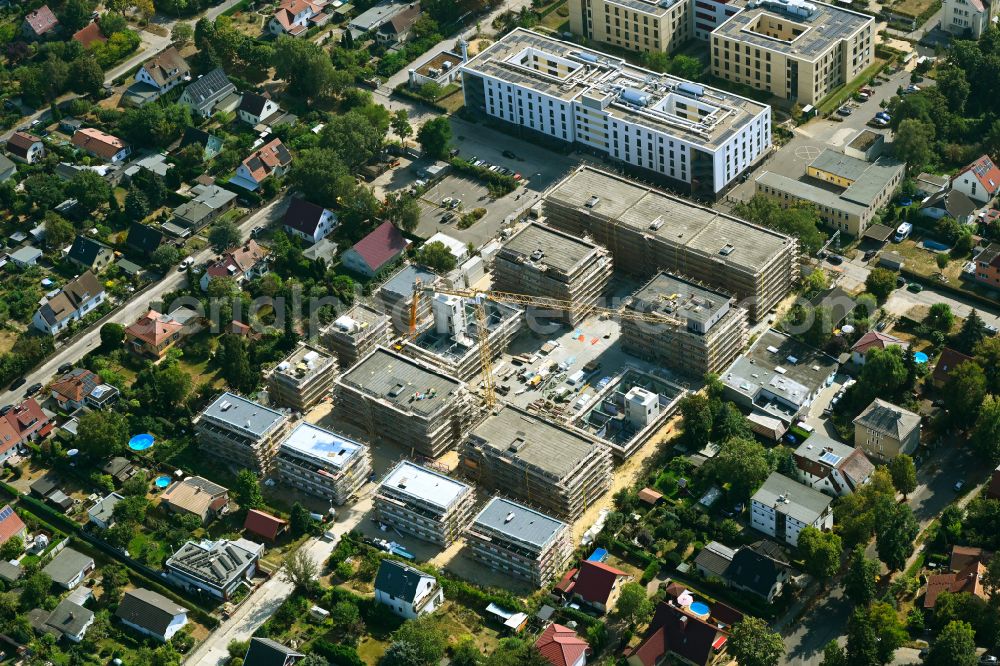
[
  {"xmin": 689, "ymin": 602, "xmax": 710, "ymax": 617},
  {"xmin": 128, "ymin": 433, "xmax": 155, "ymax": 451},
  {"xmin": 154, "ymin": 475, "xmax": 171, "ymax": 488},
  {"xmin": 914, "ymin": 352, "xmax": 929, "ymax": 364}
]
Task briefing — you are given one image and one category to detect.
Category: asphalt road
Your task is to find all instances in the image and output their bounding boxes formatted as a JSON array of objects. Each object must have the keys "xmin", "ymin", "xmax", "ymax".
[{"xmin": 0, "ymin": 196, "xmax": 290, "ymax": 409}]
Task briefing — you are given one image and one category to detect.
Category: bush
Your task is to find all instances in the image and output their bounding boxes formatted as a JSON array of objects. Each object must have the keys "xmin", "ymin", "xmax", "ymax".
[
  {"xmin": 640, "ymin": 560, "xmax": 660, "ymax": 584},
  {"xmin": 311, "ymin": 639, "xmax": 363, "ymax": 666}
]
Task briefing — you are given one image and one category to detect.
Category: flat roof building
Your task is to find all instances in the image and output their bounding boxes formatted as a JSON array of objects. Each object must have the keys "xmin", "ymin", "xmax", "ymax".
[
  {"xmin": 568, "ymin": 0, "xmax": 692, "ymax": 56},
  {"xmin": 373, "ymin": 460, "xmax": 476, "ymax": 546},
  {"xmin": 543, "ymin": 166, "xmax": 798, "ymax": 320},
  {"xmin": 165, "ymin": 538, "xmax": 263, "ymax": 600},
  {"xmin": 321, "ymin": 303, "xmax": 391, "ymax": 368},
  {"xmin": 379, "ymin": 264, "xmax": 437, "ymax": 334},
  {"xmin": 335, "ymin": 347, "xmax": 476, "ymax": 458},
  {"xmin": 710, "ymin": 0, "xmax": 874, "ymax": 105},
  {"xmin": 194, "ymin": 393, "xmax": 291, "ymax": 474},
  {"xmin": 622, "ymin": 272, "xmax": 749, "ymax": 377},
  {"xmin": 493, "ymin": 222, "xmax": 612, "ymax": 325},
  {"xmin": 461, "ymin": 406, "xmax": 613, "ymax": 519},
  {"xmin": 275, "ymin": 422, "xmax": 372, "ymax": 505},
  {"xmin": 265, "ymin": 344, "xmax": 337, "ymax": 413},
  {"xmin": 750, "ymin": 471, "xmax": 833, "ymax": 547},
  {"xmin": 755, "ymin": 149, "xmax": 905, "ymax": 236},
  {"xmin": 460, "ymin": 29, "xmax": 771, "ymax": 196},
  {"xmin": 466, "ymin": 497, "xmax": 573, "ymax": 588}
]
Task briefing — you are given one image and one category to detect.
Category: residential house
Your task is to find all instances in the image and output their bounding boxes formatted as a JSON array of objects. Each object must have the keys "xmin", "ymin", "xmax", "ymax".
[
  {"xmin": 853, "ymin": 398, "xmax": 921, "ymax": 460},
  {"xmin": 341, "ymin": 220, "xmax": 410, "ymax": 277},
  {"xmin": 32, "ymin": 271, "xmax": 105, "ymax": 335},
  {"xmin": 268, "ymin": 0, "xmax": 328, "ymax": 36},
  {"xmin": 558, "ymin": 560, "xmax": 632, "ymax": 614},
  {"xmin": 125, "ymin": 223, "xmax": 164, "ymax": 258},
  {"xmin": 626, "ymin": 601, "xmax": 729, "ymax": 666},
  {"xmin": 179, "ymin": 127, "xmax": 224, "ymax": 162},
  {"xmin": 243, "ymin": 509, "xmax": 287, "ymax": 542},
  {"xmin": 87, "ymin": 492, "xmax": 124, "ymax": 530},
  {"xmin": 67, "ymin": 236, "xmax": 114, "ymax": 273},
  {"xmin": 165, "ymin": 538, "xmax": 263, "ymax": 600},
  {"xmin": 282, "ymin": 197, "xmax": 337, "ymax": 244},
  {"xmin": 10, "ymin": 246, "xmax": 42, "ymax": 268},
  {"xmin": 127, "ymin": 47, "xmax": 191, "ymax": 106},
  {"xmin": 6, "ymin": 131, "xmax": 44, "ymax": 164},
  {"xmin": 6, "ymin": 399, "xmax": 52, "ymax": 447},
  {"xmin": 951, "ymin": 545, "xmax": 991, "ymax": 573},
  {"xmin": 951, "ymin": 154, "xmax": 1000, "ymax": 204},
  {"xmin": 199, "ymin": 240, "xmax": 270, "ymax": 291},
  {"xmin": 42, "ymin": 548, "xmax": 95, "ymax": 590},
  {"xmin": 238, "ymin": 93, "xmax": 281, "ymax": 126},
  {"xmin": 694, "ymin": 540, "xmax": 791, "ymax": 603},
  {"xmin": 0, "ymin": 561, "xmax": 21, "ymax": 584},
  {"xmin": 160, "ymin": 476, "xmax": 229, "ymax": 524},
  {"xmin": 373, "ymin": 559, "xmax": 443, "ymax": 619},
  {"xmin": 0, "ymin": 505, "xmax": 26, "ymax": 547},
  {"xmin": 178, "ymin": 68, "xmax": 240, "ymax": 118},
  {"xmin": 72, "ymin": 129, "xmax": 130, "ymax": 163},
  {"xmin": 793, "ymin": 434, "xmax": 874, "ymax": 496},
  {"xmin": 933, "ymin": 347, "xmax": 975, "ymax": 388},
  {"xmin": 168, "ymin": 183, "xmax": 238, "ymax": 236},
  {"xmin": 920, "ymin": 189, "xmax": 978, "ymax": 225},
  {"xmin": 925, "ymin": 559, "xmax": 989, "ymax": 609},
  {"xmin": 535, "ymin": 624, "xmax": 589, "ymax": 666},
  {"xmin": 376, "ymin": 3, "xmax": 421, "ymax": 43},
  {"xmin": 22, "ymin": 6, "xmax": 58, "ymax": 39},
  {"xmin": 115, "ymin": 588, "xmax": 189, "ymax": 642},
  {"xmin": 49, "ymin": 368, "xmax": 102, "ymax": 411},
  {"xmin": 125, "ymin": 309, "xmax": 189, "ymax": 359},
  {"xmin": 244, "ymin": 638, "xmax": 304, "ymax": 666},
  {"xmin": 943, "ymin": 0, "xmax": 998, "ymax": 38},
  {"xmin": 229, "ymin": 138, "xmax": 292, "ymax": 191},
  {"xmin": 349, "ymin": 0, "xmax": 420, "ymax": 37},
  {"xmin": 0, "ymin": 154, "xmax": 15, "ymax": 182},
  {"xmin": 850, "ymin": 329, "xmax": 908, "ymax": 365},
  {"xmin": 100, "ymin": 457, "xmax": 137, "ymax": 485},
  {"xmin": 72, "ymin": 22, "xmax": 106, "ymax": 48},
  {"xmin": 750, "ymin": 472, "xmax": 834, "ymax": 547},
  {"xmin": 29, "ymin": 600, "xmax": 93, "ymax": 642}
]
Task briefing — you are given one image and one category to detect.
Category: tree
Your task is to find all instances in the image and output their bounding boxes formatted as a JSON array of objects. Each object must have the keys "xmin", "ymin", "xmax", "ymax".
[
  {"xmin": 975, "ymin": 337, "xmax": 1000, "ymax": 393},
  {"xmin": 218, "ymin": 334, "xmax": 256, "ymax": 393},
  {"xmin": 0, "ymin": 535, "xmax": 23, "ymax": 561},
  {"xmin": 936, "ymin": 64, "xmax": 970, "ymax": 113},
  {"xmin": 846, "ymin": 608, "xmax": 879, "ymax": 666},
  {"xmin": 383, "ymin": 192, "xmax": 421, "ymax": 232},
  {"xmin": 925, "ymin": 621, "xmax": 977, "ymax": 666},
  {"xmin": 391, "ymin": 109, "xmax": 412, "ymax": 147},
  {"xmin": 925, "ymin": 303, "xmax": 955, "ymax": 333},
  {"xmin": 75, "ymin": 411, "xmax": 129, "ymax": 459},
  {"xmin": 171, "ymin": 23, "xmax": 193, "ymax": 45},
  {"xmin": 286, "ymin": 148, "xmax": 357, "ymax": 209},
  {"xmin": 60, "ymin": 0, "xmax": 93, "ymax": 32},
  {"xmin": 732, "ymin": 195, "xmax": 826, "ymax": 255},
  {"xmin": 417, "ymin": 117, "xmax": 452, "ymax": 159},
  {"xmin": 150, "ymin": 245, "xmax": 181, "ymax": 273},
  {"xmin": 856, "ymin": 346, "xmax": 908, "ymax": 404},
  {"xmin": 274, "ymin": 37, "xmax": 336, "ymax": 99},
  {"xmin": 19, "ymin": 572, "xmax": 52, "ymax": 611},
  {"xmin": 100, "ymin": 322, "xmax": 126, "ymax": 350},
  {"xmin": 945, "ymin": 360, "xmax": 987, "ymax": 426},
  {"xmin": 383, "ymin": 615, "xmax": 448, "ymax": 666},
  {"xmin": 797, "ymin": 526, "xmax": 842, "ymax": 582},
  {"xmin": 208, "ymin": 219, "xmax": 241, "ymax": 251},
  {"xmin": 24, "ymin": 174, "xmax": 66, "ymax": 211},
  {"xmin": 484, "ymin": 639, "xmax": 550, "ymax": 666},
  {"xmin": 289, "ymin": 502, "xmax": 314, "ymax": 537},
  {"xmin": 43, "ymin": 212, "xmax": 75, "ymax": 250},
  {"xmin": 145, "ymin": 362, "xmax": 192, "ymax": 409},
  {"xmin": 821, "ymin": 641, "xmax": 847, "ymax": 666},
  {"xmin": 113, "ymin": 495, "xmax": 149, "ymax": 524},
  {"xmin": 101, "ymin": 564, "xmax": 129, "ymax": 601},
  {"xmin": 125, "ymin": 186, "xmax": 150, "ymax": 221},
  {"xmin": 972, "ymin": 394, "xmax": 1000, "ymax": 465},
  {"xmin": 713, "ymin": 402, "xmax": 751, "ymax": 443},
  {"xmin": 280, "ymin": 549, "xmax": 318, "ymax": 593},
  {"xmin": 728, "ymin": 616, "xmax": 784, "ymax": 666},
  {"xmin": 868, "ymin": 601, "xmax": 907, "ymax": 664},
  {"xmin": 679, "ymin": 393, "xmax": 713, "ymax": 447},
  {"xmin": 67, "ymin": 170, "xmax": 111, "ymax": 214},
  {"xmin": 889, "ymin": 454, "xmax": 917, "ymax": 499},
  {"xmin": 234, "ymin": 469, "xmax": 264, "ymax": 510},
  {"xmin": 844, "ymin": 545, "xmax": 878, "ymax": 607},
  {"xmin": 710, "ymin": 436, "xmax": 772, "ymax": 502},
  {"xmin": 615, "ymin": 582, "xmax": 653, "ymax": 626},
  {"xmin": 874, "ymin": 499, "xmax": 919, "ymax": 571},
  {"xmin": 321, "ymin": 109, "xmax": 387, "ymax": 170},
  {"xmin": 956, "ymin": 309, "xmax": 986, "ymax": 354},
  {"xmin": 69, "ymin": 57, "xmax": 104, "ymax": 96},
  {"xmin": 300, "ymin": 655, "xmax": 329, "ymax": 666},
  {"xmin": 865, "ymin": 268, "xmax": 897, "ymax": 303},
  {"xmin": 669, "ymin": 54, "xmax": 703, "ymax": 79},
  {"xmin": 415, "ymin": 241, "xmax": 457, "ymax": 272},
  {"xmin": 893, "ymin": 119, "xmax": 935, "ymax": 169}
]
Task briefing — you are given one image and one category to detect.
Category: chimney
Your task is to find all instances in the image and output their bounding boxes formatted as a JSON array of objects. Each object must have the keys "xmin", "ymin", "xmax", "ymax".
[{"xmin": 459, "ymin": 38, "xmax": 469, "ymax": 62}]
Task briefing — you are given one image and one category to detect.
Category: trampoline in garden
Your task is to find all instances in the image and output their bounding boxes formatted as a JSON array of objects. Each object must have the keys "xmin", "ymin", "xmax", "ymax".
[
  {"xmin": 154, "ymin": 475, "xmax": 171, "ymax": 489},
  {"xmin": 128, "ymin": 434, "xmax": 155, "ymax": 451},
  {"xmin": 914, "ymin": 351, "xmax": 929, "ymax": 364}
]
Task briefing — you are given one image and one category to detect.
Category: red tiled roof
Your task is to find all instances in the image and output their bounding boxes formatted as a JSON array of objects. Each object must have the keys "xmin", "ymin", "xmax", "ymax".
[
  {"xmin": 72, "ymin": 128, "xmax": 127, "ymax": 160},
  {"xmin": 50, "ymin": 368, "xmax": 101, "ymax": 404},
  {"xmin": 572, "ymin": 560, "xmax": 629, "ymax": 607},
  {"xmin": 932, "ymin": 347, "xmax": 974, "ymax": 385},
  {"xmin": 24, "ymin": 5, "xmax": 58, "ymax": 35},
  {"xmin": 924, "ymin": 561, "xmax": 988, "ymax": 609},
  {"xmin": 851, "ymin": 329, "xmax": 907, "ymax": 355},
  {"xmin": 958, "ymin": 155, "xmax": 1000, "ymax": 195},
  {"xmin": 554, "ymin": 567, "xmax": 578, "ymax": 595},
  {"xmin": 206, "ymin": 240, "xmax": 269, "ymax": 280},
  {"xmin": 950, "ymin": 545, "xmax": 990, "ymax": 573},
  {"xmin": 72, "ymin": 22, "xmax": 106, "ymax": 47},
  {"xmin": 535, "ymin": 624, "xmax": 589, "ymax": 666},
  {"xmin": 350, "ymin": 221, "xmax": 408, "ymax": 272},
  {"xmin": 0, "ymin": 418, "xmax": 20, "ymax": 457},
  {"xmin": 638, "ymin": 487, "xmax": 663, "ymax": 505},
  {"xmin": 5, "ymin": 399, "xmax": 48, "ymax": 441},
  {"xmin": 0, "ymin": 505, "xmax": 25, "ymax": 545},
  {"xmin": 244, "ymin": 509, "xmax": 287, "ymax": 540},
  {"xmin": 6, "ymin": 131, "xmax": 40, "ymax": 160},
  {"xmin": 125, "ymin": 310, "xmax": 184, "ymax": 347},
  {"xmin": 241, "ymin": 138, "xmax": 291, "ymax": 182}
]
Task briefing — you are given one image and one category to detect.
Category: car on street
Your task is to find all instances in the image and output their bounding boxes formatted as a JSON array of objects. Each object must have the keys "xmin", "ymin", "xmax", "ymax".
[
  {"xmin": 986, "ymin": 324, "xmax": 999, "ymax": 337},
  {"xmin": 179, "ymin": 256, "xmax": 194, "ymax": 271},
  {"xmin": 250, "ymin": 226, "xmax": 265, "ymax": 237},
  {"xmin": 502, "ymin": 150, "xmax": 517, "ymax": 159},
  {"xmin": 24, "ymin": 383, "xmax": 41, "ymax": 397},
  {"xmin": 8, "ymin": 377, "xmax": 25, "ymax": 391},
  {"xmin": 836, "ymin": 106, "xmax": 853, "ymax": 116},
  {"xmin": 57, "ymin": 363, "xmax": 73, "ymax": 375},
  {"xmin": 907, "ymin": 283, "xmax": 924, "ymax": 293},
  {"xmin": 826, "ymin": 255, "xmax": 844, "ymax": 265}
]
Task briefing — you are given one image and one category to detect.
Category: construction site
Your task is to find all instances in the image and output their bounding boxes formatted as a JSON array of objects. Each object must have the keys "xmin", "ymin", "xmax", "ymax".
[{"xmin": 321, "ymin": 303, "xmax": 391, "ymax": 368}]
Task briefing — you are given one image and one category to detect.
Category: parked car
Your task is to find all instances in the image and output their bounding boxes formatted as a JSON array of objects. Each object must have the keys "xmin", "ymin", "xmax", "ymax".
[
  {"xmin": 7, "ymin": 377, "xmax": 25, "ymax": 391},
  {"xmin": 0, "ymin": 405, "xmax": 11, "ymax": 416},
  {"xmin": 876, "ymin": 111, "xmax": 891, "ymax": 121},
  {"xmin": 985, "ymin": 324, "xmax": 999, "ymax": 337},
  {"xmin": 57, "ymin": 363, "xmax": 73, "ymax": 375},
  {"xmin": 836, "ymin": 106, "xmax": 853, "ymax": 116},
  {"xmin": 24, "ymin": 383, "xmax": 41, "ymax": 397},
  {"xmin": 863, "ymin": 250, "xmax": 876, "ymax": 261},
  {"xmin": 907, "ymin": 283, "xmax": 924, "ymax": 293},
  {"xmin": 826, "ymin": 255, "xmax": 844, "ymax": 265},
  {"xmin": 441, "ymin": 211, "xmax": 455, "ymax": 223},
  {"xmin": 896, "ymin": 276, "xmax": 906, "ymax": 288}
]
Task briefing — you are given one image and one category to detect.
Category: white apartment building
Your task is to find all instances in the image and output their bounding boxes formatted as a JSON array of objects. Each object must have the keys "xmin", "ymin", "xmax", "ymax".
[
  {"xmin": 943, "ymin": 0, "xmax": 997, "ymax": 38},
  {"xmin": 275, "ymin": 423, "xmax": 372, "ymax": 505},
  {"xmin": 750, "ymin": 471, "xmax": 833, "ymax": 547},
  {"xmin": 460, "ymin": 28, "xmax": 771, "ymax": 197}
]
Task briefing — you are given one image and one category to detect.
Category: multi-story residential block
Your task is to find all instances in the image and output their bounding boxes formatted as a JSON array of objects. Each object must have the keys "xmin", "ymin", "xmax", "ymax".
[
  {"xmin": 543, "ymin": 166, "xmax": 798, "ymax": 321},
  {"xmin": 569, "ymin": 0, "xmax": 692, "ymax": 55},
  {"xmin": 165, "ymin": 538, "xmax": 263, "ymax": 600},
  {"xmin": 460, "ymin": 29, "xmax": 771, "ymax": 197},
  {"xmin": 335, "ymin": 347, "xmax": 476, "ymax": 458},
  {"xmin": 266, "ymin": 344, "xmax": 337, "ymax": 413},
  {"xmin": 974, "ymin": 243, "xmax": 1000, "ymax": 289},
  {"xmin": 461, "ymin": 406, "xmax": 613, "ymax": 519},
  {"xmin": 373, "ymin": 460, "xmax": 476, "ymax": 546},
  {"xmin": 710, "ymin": 0, "xmax": 874, "ymax": 106},
  {"xmin": 492, "ymin": 222, "xmax": 612, "ymax": 326},
  {"xmin": 275, "ymin": 423, "xmax": 371, "ymax": 504},
  {"xmin": 321, "ymin": 304, "xmax": 391, "ymax": 368},
  {"xmin": 793, "ymin": 433, "xmax": 874, "ymax": 496},
  {"xmin": 853, "ymin": 398, "xmax": 921, "ymax": 461},
  {"xmin": 755, "ymin": 149, "xmax": 905, "ymax": 236},
  {"xmin": 378, "ymin": 264, "xmax": 437, "ymax": 334},
  {"xmin": 750, "ymin": 471, "xmax": 833, "ymax": 547},
  {"xmin": 194, "ymin": 393, "xmax": 291, "ymax": 474},
  {"xmin": 622, "ymin": 272, "xmax": 748, "ymax": 377},
  {"xmin": 943, "ymin": 0, "xmax": 998, "ymax": 38},
  {"xmin": 466, "ymin": 497, "xmax": 573, "ymax": 588}
]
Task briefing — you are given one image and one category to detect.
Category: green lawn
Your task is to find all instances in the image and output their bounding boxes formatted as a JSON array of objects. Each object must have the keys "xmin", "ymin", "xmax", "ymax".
[{"xmin": 817, "ymin": 58, "xmax": 889, "ymax": 116}]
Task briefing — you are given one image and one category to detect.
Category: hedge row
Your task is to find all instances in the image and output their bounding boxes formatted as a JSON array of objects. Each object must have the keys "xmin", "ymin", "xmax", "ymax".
[
  {"xmin": 311, "ymin": 639, "xmax": 363, "ymax": 666},
  {"xmin": 392, "ymin": 84, "xmax": 450, "ymax": 113},
  {"xmin": 18, "ymin": 495, "xmax": 80, "ymax": 534},
  {"xmin": 449, "ymin": 158, "xmax": 518, "ymax": 195}
]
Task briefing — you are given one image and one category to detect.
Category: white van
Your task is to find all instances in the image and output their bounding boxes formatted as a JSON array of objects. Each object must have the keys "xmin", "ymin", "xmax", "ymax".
[
  {"xmin": 178, "ymin": 256, "xmax": 195, "ymax": 270},
  {"xmin": 894, "ymin": 223, "xmax": 912, "ymax": 243},
  {"xmin": 566, "ymin": 370, "xmax": 586, "ymax": 385}
]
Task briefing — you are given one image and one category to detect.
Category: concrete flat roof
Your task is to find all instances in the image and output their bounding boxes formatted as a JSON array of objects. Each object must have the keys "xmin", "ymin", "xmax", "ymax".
[
  {"xmin": 200, "ymin": 392, "xmax": 286, "ymax": 438},
  {"xmin": 380, "ymin": 264, "xmax": 437, "ymax": 300},
  {"xmin": 339, "ymin": 347, "xmax": 465, "ymax": 418},
  {"xmin": 756, "ymin": 171, "xmax": 867, "ymax": 216},
  {"xmin": 473, "ymin": 496, "xmax": 567, "ymax": 549},
  {"xmin": 752, "ymin": 471, "xmax": 832, "ymax": 524},
  {"xmin": 328, "ymin": 303, "xmax": 389, "ymax": 338},
  {"xmin": 546, "ymin": 166, "xmax": 796, "ymax": 273},
  {"xmin": 499, "ymin": 222, "xmax": 603, "ymax": 276},
  {"xmin": 379, "ymin": 460, "xmax": 471, "ymax": 511},
  {"xmin": 627, "ymin": 272, "xmax": 733, "ymax": 327},
  {"xmin": 280, "ymin": 422, "xmax": 365, "ymax": 470}
]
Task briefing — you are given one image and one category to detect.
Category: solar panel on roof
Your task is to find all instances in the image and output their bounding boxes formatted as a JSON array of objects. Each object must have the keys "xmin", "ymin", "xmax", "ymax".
[
  {"xmin": 818, "ymin": 450, "xmax": 842, "ymax": 466},
  {"xmin": 0, "ymin": 506, "xmax": 12, "ymax": 521}
]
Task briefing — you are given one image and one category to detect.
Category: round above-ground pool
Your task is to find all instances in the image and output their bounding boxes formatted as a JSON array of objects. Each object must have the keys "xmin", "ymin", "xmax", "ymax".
[
  {"xmin": 154, "ymin": 475, "xmax": 171, "ymax": 488},
  {"xmin": 914, "ymin": 351, "xmax": 929, "ymax": 364},
  {"xmin": 688, "ymin": 601, "xmax": 711, "ymax": 618},
  {"xmin": 128, "ymin": 433, "xmax": 155, "ymax": 451}
]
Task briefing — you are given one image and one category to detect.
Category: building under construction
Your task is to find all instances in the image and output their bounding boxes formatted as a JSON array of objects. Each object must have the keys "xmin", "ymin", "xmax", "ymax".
[
  {"xmin": 399, "ymin": 293, "xmax": 522, "ymax": 382},
  {"xmin": 460, "ymin": 405, "xmax": 612, "ymax": 519},
  {"xmin": 622, "ymin": 272, "xmax": 749, "ymax": 378},
  {"xmin": 542, "ymin": 166, "xmax": 799, "ymax": 320},
  {"xmin": 194, "ymin": 393, "xmax": 291, "ymax": 474},
  {"xmin": 335, "ymin": 347, "xmax": 478, "ymax": 458},
  {"xmin": 492, "ymin": 222, "xmax": 613, "ymax": 325},
  {"xmin": 321, "ymin": 304, "xmax": 391, "ymax": 368},
  {"xmin": 374, "ymin": 460, "xmax": 476, "ymax": 546},
  {"xmin": 379, "ymin": 264, "xmax": 437, "ymax": 334},
  {"xmin": 265, "ymin": 343, "xmax": 337, "ymax": 413},
  {"xmin": 466, "ymin": 496, "xmax": 573, "ymax": 588}
]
